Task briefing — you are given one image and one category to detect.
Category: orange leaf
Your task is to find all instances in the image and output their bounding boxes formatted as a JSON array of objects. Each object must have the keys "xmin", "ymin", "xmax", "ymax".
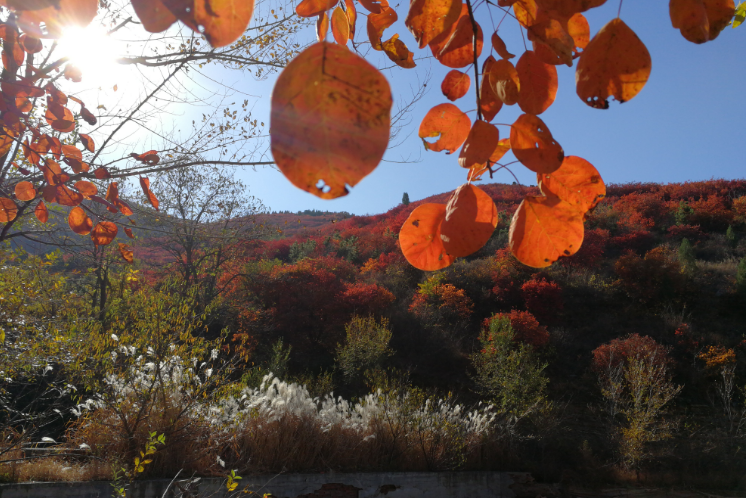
[
  {"xmin": 106, "ymin": 182, "xmax": 119, "ymax": 203},
  {"xmin": 14, "ymin": 181, "xmax": 36, "ymax": 201},
  {"xmin": 670, "ymin": 0, "xmax": 734, "ymax": 43},
  {"xmin": 576, "ymin": 18, "xmax": 651, "ymax": 108},
  {"xmin": 469, "ymin": 137, "xmax": 512, "ymax": 180},
  {"xmin": 81, "ymin": 107, "xmax": 97, "ymax": 125},
  {"xmin": 18, "ymin": 0, "xmax": 97, "ymax": 38},
  {"xmin": 405, "ymin": 0, "xmax": 461, "ymax": 48},
  {"xmin": 382, "ymin": 34, "xmax": 416, "ymax": 68},
  {"xmin": 516, "ymin": 50, "xmax": 558, "ymax": 115},
  {"xmin": 458, "ymin": 121, "xmax": 500, "ymax": 169},
  {"xmin": 124, "ymin": 227, "xmax": 134, "ymax": 239},
  {"xmin": 74, "ymin": 180, "xmax": 98, "ymax": 198},
  {"xmin": 441, "ymin": 70, "xmax": 470, "ymax": 101},
  {"xmin": 68, "ymin": 206, "xmax": 93, "ymax": 235},
  {"xmin": 535, "ymin": 0, "xmax": 606, "ymax": 18},
  {"xmin": 130, "ymin": 0, "xmax": 177, "ymax": 33},
  {"xmin": 79, "ymin": 134, "xmax": 95, "ymax": 152},
  {"xmin": 296, "ymin": 0, "xmax": 339, "ymax": 17},
  {"xmin": 435, "ymin": 13, "xmax": 483, "ymax": 68},
  {"xmin": 527, "ymin": 16, "xmax": 574, "ymax": 67},
  {"xmin": 61, "ymin": 144, "xmax": 82, "ymax": 160},
  {"xmin": 45, "ymin": 106, "xmax": 75, "ymax": 133},
  {"xmin": 63, "ymin": 64, "xmax": 82, "ymax": 82},
  {"xmin": 91, "ymin": 221, "xmax": 118, "ymax": 246},
  {"xmin": 331, "ymin": 6, "xmax": 349, "ymax": 45},
  {"xmin": 139, "ymin": 177, "xmax": 160, "ymax": 210},
  {"xmin": 537, "ymin": 155, "xmax": 605, "ymax": 213},
  {"xmin": 399, "ymin": 203, "xmax": 455, "ymax": 270},
  {"xmin": 418, "ymin": 103, "xmax": 471, "ymax": 153},
  {"xmin": 93, "ymin": 167, "xmax": 111, "ymax": 179},
  {"xmin": 0, "ymin": 197, "xmax": 18, "ymax": 223},
  {"xmin": 19, "ymin": 34, "xmax": 43, "ymax": 54},
  {"xmin": 441, "ymin": 184, "xmax": 498, "ymax": 257},
  {"xmin": 316, "ymin": 11, "xmax": 329, "ymax": 41},
  {"xmin": 270, "ymin": 42, "xmax": 392, "ymax": 199},
  {"xmin": 567, "ymin": 13, "xmax": 590, "ymax": 50},
  {"xmin": 489, "ymin": 59, "xmax": 520, "ymax": 106},
  {"xmin": 510, "ymin": 195, "xmax": 584, "ymax": 267},
  {"xmin": 367, "ymin": 6, "xmax": 397, "ymax": 50},
  {"xmin": 35, "ymin": 201, "xmax": 48, "ymax": 223},
  {"xmin": 510, "ymin": 113, "xmax": 564, "ymax": 174},
  {"xmin": 118, "ymin": 242, "xmax": 134, "ymax": 263},
  {"xmin": 130, "ymin": 150, "xmax": 160, "ymax": 165},
  {"xmin": 513, "ymin": 0, "xmax": 541, "ymax": 27},
  {"xmin": 480, "ymin": 56, "xmax": 503, "ymax": 121},
  {"xmin": 344, "ymin": 0, "xmax": 357, "ymax": 39},
  {"xmin": 491, "ymin": 32, "xmax": 515, "ymax": 59},
  {"xmin": 161, "ymin": 0, "xmax": 256, "ymax": 48},
  {"xmin": 47, "ymin": 184, "xmax": 84, "ymax": 207}
]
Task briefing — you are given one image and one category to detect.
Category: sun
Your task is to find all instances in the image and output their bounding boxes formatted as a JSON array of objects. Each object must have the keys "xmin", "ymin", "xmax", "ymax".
[{"xmin": 57, "ymin": 24, "xmax": 123, "ymax": 86}]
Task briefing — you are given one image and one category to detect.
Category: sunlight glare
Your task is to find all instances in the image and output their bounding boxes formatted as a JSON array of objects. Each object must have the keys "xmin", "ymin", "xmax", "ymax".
[{"xmin": 57, "ymin": 25, "xmax": 123, "ymax": 87}]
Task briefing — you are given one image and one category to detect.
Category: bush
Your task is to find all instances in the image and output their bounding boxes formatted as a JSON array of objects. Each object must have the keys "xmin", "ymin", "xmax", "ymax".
[
  {"xmin": 521, "ymin": 277, "xmax": 563, "ymax": 324},
  {"xmin": 336, "ymin": 316, "xmax": 393, "ymax": 380}
]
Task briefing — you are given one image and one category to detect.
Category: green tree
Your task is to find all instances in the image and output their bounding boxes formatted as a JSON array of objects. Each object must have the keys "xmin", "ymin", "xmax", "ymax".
[
  {"xmin": 402, "ymin": 192, "xmax": 410, "ymax": 206},
  {"xmin": 678, "ymin": 238, "xmax": 696, "ymax": 272},
  {"xmin": 726, "ymin": 225, "xmax": 737, "ymax": 247},
  {"xmin": 675, "ymin": 200, "xmax": 694, "ymax": 226},
  {"xmin": 737, "ymin": 256, "xmax": 746, "ymax": 296},
  {"xmin": 336, "ymin": 315, "xmax": 393, "ymax": 380}
]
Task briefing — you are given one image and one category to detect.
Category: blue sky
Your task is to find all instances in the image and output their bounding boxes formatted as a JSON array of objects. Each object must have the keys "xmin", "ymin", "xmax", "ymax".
[{"xmin": 238, "ymin": 2, "xmax": 746, "ymax": 215}]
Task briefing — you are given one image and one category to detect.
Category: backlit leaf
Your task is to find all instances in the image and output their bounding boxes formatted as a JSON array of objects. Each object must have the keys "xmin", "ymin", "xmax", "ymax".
[
  {"xmin": 670, "ymin": 0, "xmax": 734, "ymax": 43},
  {"xmin": 480, "ymin": 56, "xmax": 504, "ymax": 121},
  {"xmin": 331, "ymin": 6, "xmax": 349, "ymax": 45},
  {"xmin": 317, "ymin": 11, "xmax": 329, "ymax": 41},
  {"xmin": 130, "ymin": 0, "xmax": 177, "ymax": 33},
  {"xmin": 516, "ymin": 50, "xmax": 558, "ymax": 115},
  {"xmin": 489, "ymin": 59, "xmax": 520, "ymax": 105},
  {"xmin": 510, "ymin": 113, "xmax": 563, "ymax": 174},
  {"xmin": 19, "ymin": 34, "xmax": 43, "ymax": 54},
  {"xmin": 576, "ymin": 18, "xmax": 651, "ymax": 108},
  {"xmin": 399, "ymin": 203, "xmax": 455, "ymax": 271},
  {"xmin": 344, "ymin": 0, "xmax": 357, "ymax": 38},
  {"xmin": 74, "ymin": 180, "xmax": 98, "ymax": 198},
  {"xmin": 68, "ymin": 206, "xmax": 93, "ymax": 235},
  {"xmin": 441, "ymin": 70, "xmax": 470, "ymax": 101},
  {"xmin": 17, "ymin": 0, "xmax": 98, "ymax": 37},
  {"xmin": 537, "ymin": 155, "xmax": 605, "ymax": 213},
  {"xmin": 45, "ymin": 106, "xmax": 75, "ymax": 133},
  {"xmin": 567, "ymin": 13, "xmax": 590, "ymax": 49},
  {"xmin": 405, "ymin": 0, "xmax": 461, "ymax": 48},
  {"xmin": 14, "ymin": 181, "xmax": 36, "ymax": 201},
  {"xmin": 436, "ymin": 12, "xmax": 483, "ymax": 68},
  {"xmin": 513, "ymin": 0, "xmax": 541, "ymax": 27},
  {"xmin": 510, "ymin": 195, "xmax": 584, "ymax": 267},
  {"xmin": 93, "ymin": 167, "xmax": 111, "ymax": 179},
  {"xmin": 458, "ymin": 121, "xmax": 500, "ymax": 169},
  {"xmin": 35, "ymin": 201, "xmax": 48, "ymax": 223},
  {"xmin": 382, "ymin": 34, "xmax": 416, "ymax": 68},
  {"xmin": 125, "ymin": 227, "xmax": 134, "ymax": 239},
  {"xmin": 358, "ymin": 0, "xmax": 385, "ymax": 13},
  {"xmin": 140, "ymin": 177, "xmax": 160, "ymax": 210},
  {"xmin": 91, "ymin": 221, "xmax": 118, "ymax": 246},
  {"xmin": 534, "ymin": 0, "xmax": 606, "ymax": 17},
  {"xmin": 296, "ymin": 0, "xmax": 339, "ymax": 17},
  {"xmin": 79, "ymin": 134, "xmax": 95, "ymax": 152},
  {"xmin": 527, "ymin": 17, "xmax": 574, "ymax": 66},
  {"xmin": 367, "ymin": 6, "xmax": 397, "ymax": 50},
  {"xmin": 163, "ymin": 0, "xmax": 256, "ymax": 48},
  {"xmin": 441, "ymin": 184, "xmax": 498, "ymax": 257},
  {"xmin": 63, "ymin": 64, "xmax": 82, "ymax": 82},
  {"xmin": 491, "ymin": 32, "xmax": 515, "ymax": 59},
  {"xmin": 81, "ymin": 107, "xmax": 97, "ymax": 125},
  {"xmin": 418, "ymin": 103, "xmax": 471, "ymax": 153},
  {"xmin": 0, "ymin": 197, "xmax": 18, "ymax": 223},
  {"xmin": 271, "ymin": 43, "xmax": 391, "ymax": 199},
  {"xmin": 130, "ymin": 151, "xmax": 160, "ymax": 165},
  {"xmin": 118, "ymin": 243, "xmax": 134, "ymax": 263}
]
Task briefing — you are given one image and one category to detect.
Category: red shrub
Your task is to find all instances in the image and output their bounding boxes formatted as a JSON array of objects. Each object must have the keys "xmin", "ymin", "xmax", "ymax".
[
  {"xmin": 521, "ymin": 277, "xmax": 563, "ymax": 324},
  {"xmin": 666, "ymin": 224, "xmax": 707, "ymax": 243},
  {"xmin": 483, "ymin": 310, "xmax": 549, "ymax": 348},
  {"xmin": 340, "ymin": 282, "xmax": 395, "ymax": 316},
  {"xmin": 609, "ymin": 230, "xmax": 655, "ymax": 255},
  {"xmin": 560, "ymin": 228, "xmax": 608, "ymax": 268},
  {"xmin": 592, "ymin": 334, "xmax": 671, "ymax": 373}
]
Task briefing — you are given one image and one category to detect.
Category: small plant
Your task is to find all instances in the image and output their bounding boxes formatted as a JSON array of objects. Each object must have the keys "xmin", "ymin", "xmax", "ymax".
[
  {"xmin": 226, "ymin": 469, "xmax": 242, "ymax": 492},
  {"xmin": 111, "ymin": 432, "xmax": 165, "ymax": 498},
  {"xmin": 678, "ymin": 238, "xmax": 696, "ymax": 272},
  {"xmin": 336, "ymin": 315, "xmax": 393, "ymax": 380}
]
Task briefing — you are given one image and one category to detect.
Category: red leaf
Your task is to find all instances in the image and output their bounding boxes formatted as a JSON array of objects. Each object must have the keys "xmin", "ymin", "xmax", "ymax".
[{"xmin": 399, "ymin": 203, "xmax": 455, "ymax": 270}]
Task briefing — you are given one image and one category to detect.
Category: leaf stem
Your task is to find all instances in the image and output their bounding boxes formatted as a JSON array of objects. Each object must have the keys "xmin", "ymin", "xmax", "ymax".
[{"xmin": 465, "ymin": 0, "xmax": 483, "ymax": 121}]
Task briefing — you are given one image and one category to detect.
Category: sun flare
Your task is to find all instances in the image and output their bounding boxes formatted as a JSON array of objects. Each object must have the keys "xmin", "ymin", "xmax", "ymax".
[{"xmin": 57, "ymin": 25, "xmax": 122, "ymax": 86}]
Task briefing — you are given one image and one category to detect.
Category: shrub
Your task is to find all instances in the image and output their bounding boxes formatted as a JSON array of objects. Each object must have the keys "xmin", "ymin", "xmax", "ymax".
[
  {"xmin": 678, "ymin": 238, "xmax": 696, "ymax": 272},
  {"xmin": 521, "ymin": 278, "xmax": 563, "ymax": 324},
  {"xmin": 614, "ymin": 247, "xmax": 686, "ymax": 305},
  {"xmin": 484, "ymin": 311, "xmax": 549, "ymax": 349},
  {"xmin": 336, "ymin": 316, "xmax": 393, "ymax": 380},
  {"xmin": 471, "ymin": 316, "xmax": 549, "ymax": 418}
]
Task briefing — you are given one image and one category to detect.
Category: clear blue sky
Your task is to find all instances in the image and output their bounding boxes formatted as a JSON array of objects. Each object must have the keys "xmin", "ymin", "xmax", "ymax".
[{"xmin": 238, "ymin": 1, "xmax": 746, "ymax": 215}]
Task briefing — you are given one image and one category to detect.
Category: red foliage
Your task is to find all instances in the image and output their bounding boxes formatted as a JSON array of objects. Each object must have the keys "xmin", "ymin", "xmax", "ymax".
[
  {"xmin": 666, "ymin": 224, "xmax": 706, "ymax": 243},
  {"xmin": 609, "ymin": 230, "xmax": 655, "ymax": 255},
  {"xmin": 410, "ymin": 282, "xmax": 474, "ymax": 322},
  {"xmin": 614, "ymin": 247, "xmax": 685, "ymax": 304},
  {"xmin": 687, "ymin": 195, "xmax": 733, "ymax": 232},
  {"xmin": 521, "ymin": 277, "xmax": 563, "ymax": 324},
  {"xmin": 560, "ymin": 228, "xmax": 609, "ymax": 268},
  {"xmin": 674, "ymin": 323, "xmax": 699, "ymax": 354},
  {"xmin": 592, "ymin": 333, "xmax": 671, "ymax": 372},
  {"xmin": 491, "ymin": 248, "xmax": 531, "ymax": 309},
  {"xmin": 483, "ymin": 310, "xmax": 549, "ymax": 348},
  {"xmin": 339, "ymin": 282, "xmax": 395, "ymax": 316}
]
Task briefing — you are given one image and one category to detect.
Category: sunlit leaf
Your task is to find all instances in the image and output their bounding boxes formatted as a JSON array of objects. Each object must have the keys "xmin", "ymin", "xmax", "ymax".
[
  {"xmin": 358, "ymin": 0, "xmax": 385, "ymax": 13},
  {"xmin": 516, "ymin": 50, "xmax": 558, "ymax": 115},
  {"xmin": 480, "ymin": 56, "xmax": 504, "ymax": 121},
  {"xmin": 124, "ymin": 227, "xmax": 134, "ymax": 239},
  {"xmin": 405, "ymin": 0, "xmax": 461, "ymax": 48},
  {"xmin": 491, "ymin": 32, "xmax": 514, "ymax": 59},
  {"xmin": 534, "ymin": 0, "xmax": 606, "ymax": 17},
  {"xmin": 93, "ymin": 167, "xmax": 111, "ymax": 179},
  {"xmin": 399, "ymin": 203, "xmax": 455, "ymax": 270},
  {"xmin": 18, "ymin": 0, "xmax": 98, "ymax": 38},
  {"xmin": 316, "ymin": 11, "xmax": 329, "ymax": 41},
  {"xmin": 670, "ymin": 0, "xmax": 734, "ymax": 43},
  {"xmin": 367, "ymin": 6, "xmax": 397, "ymax": 50},
  {"xmin": 270, "ymin": 43, "xmax": 392, "ymax": 199},
  {"xmin": 510, "ymin": 113, "xmax": 564, "ymax": 173},
  {"xmin": 418, "ymin": 103, "xmax": 471, "ymax": 153},
  {"xmin": 576, "ymin": 18, "xmax": 651, "ymax": 108},
  {"xmin": 91, "ymin": 221, "xmax": 118, "ymax": 246},
  {"xmin": 331, "ymin": 6, "xmax": 349, "ymax": 45},
  {"xmin": 441, "ymin": 70, "xmax": 470, "ymax": 101},
  {"xmin": 458, "ymin": 120, "xmax": 500, "ymax": 169},
  {"xmin": 79, "ymin": 134, "xmax": 95, "ymax": 152},
  {"xmin": 435, "ymin": 11, "xmax": 483, "ymax": 68},
  {"xmin": 68, "ymin": 206, "xmax": 93, "ymax": 235},
  {"xmin": 74, "ymin": 180, "xmax": 98, "ymax": 198},
  {"xmin": 63, "ymin": 64, "xmax": 82, "ymax": 82},
  {"xmin": 45, "ymin": 105, "xmax": 75, "ymax": 133},
  {"xmin": 35, "ymin": 201, "xmax": 48, "ymax": 223},
  {"xmin": 296, "ymin": 0, "xmax": 339, "ymax": 17},
  {"xmin": 130, "ymin": 150, "xmax": 160, "ymax": 165},
  {"xmin": 139, "ymin": 177, "xmax": 160, "ymax": 211},
  {"xmin": 344, "ymin": 0, "xmax": 357, "ymax": 38},
  {"xmin": 19, "ymin": 33, "xmax": 43, "ymax": 54},
  {"xmin": 527, "ymin": 17, "xmax": 574, "ymax": 66},
  {"xmin": 118, "ymin": 242, "xmax": 134, "ymax": 263},
  {"xmin": 0, "ymin": 197, "xmax": 18, "ymax": 223},
  {"xmin": 382, "ymin": 34, "xmax": 416, "ymax": 68},
  {"xmin": 513, "ymin": 0, "xmax": 541, "ymax": 27},
  {"xmin": 130, "ymin": 0, "xmax": 177, "ymax": 33},
  {"xmin": 162, "ymin": 0, "xmax": 256, "ymax": 47},
  {"xmin": 14, "ymin": 181, "xmax": 36, "ymax": 201},
  {"xmin": 510, "ymin": 195, "xmax": 584, "ymax": 267},
  {"xmin": 489, "ymin": 59, "xmax": 520, "ymax": 105},
  {"xmin": 567, "ymin": 13, "xmax": 590, "ymax": 50},
  {"xmin": 538, "ymin": 155, "xmax": 605, "ymax": 213},
  {"xmin": 441, "ymin": 184, "xmax": 498, "ymax": 257}
]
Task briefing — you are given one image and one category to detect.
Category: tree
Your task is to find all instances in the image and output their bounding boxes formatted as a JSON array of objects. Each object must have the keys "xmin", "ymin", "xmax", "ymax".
[
  {"xmin": 737, "ymin": 256, "xmax": 746, "ymax": 296},
  {"xmin": 726, "ymin": 225, "xmax": 737, "ymax": 247},
  {"xmin": 336, "ymin": 315, "xmax": 393, "ymax": 380},
  {"xmin": 676, "ymin": 200, "xmax": 694, "ymax": 226},
  {"xmin": 678, "ymin": 237, "xmax": 696, "ymax": 272},
  {"xmin": 402, "ymin": 192, "xmax": 410, "ymax": 206}
]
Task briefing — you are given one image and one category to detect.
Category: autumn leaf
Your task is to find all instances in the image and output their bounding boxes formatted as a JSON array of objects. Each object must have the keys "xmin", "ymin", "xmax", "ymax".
[
  {"xmin": 140, "ymin": 177, "xmax": 160, "ymax": 210},
  {"xmin": 458, "ymin": 121, "xmax": 500, "ymax": 169},
  {"xmin": 160, "ymin": 0, "xmax": 256, "ymax": 47},
  {"xmin": 130, "ymin": 150, "xmax": 160, "ymax": 165},
  {"xmin": 296, "ymin": 0, "xmax": 339, "ymax": 17},
  {"xmin": 538, "ymin": 155, "xmax": 605, "ymax": 213},
  {"xmin": 399, "ymin": 203, "xmax": 455, "ymax": 270},
  {"xmin": 419, "ymin": 103, "xmax": 471, "ymax": 153},
  {"xmin": 19, "ymin": 34, "xmax": 43, "ymax": 54},
  {"xmin": 14, "ymin": 181, "xmax": 36, "ymax": 201},
  {"xmin": 528, "ymin": 17, "xmax": 574, "ymax": 67},
  {"xmin": 63, "ymin": 64, "xmax": 82, "ymax": 82},
  {"xmin": 17, "ymin": 0, "xmax": 98, "ymax": 37},
  {"xmin": 317, "ymin": 11, "xmax": 329, "ymax": 41},
  {"xmin": 480, "ymin": 56, "xmax": 503, "ymax": 121},
  {"xmin": 441, "ymin": 70, "xmax": 470, "ymax": 101},
  {"xmin": 68, "ymin": 206, "xmax": 93, "ymax": 235},
  {"xmin": 670, "ymin": 0, "xmax": 734, "ymax": 43},
  {"xmin": 510, "ymin": 113, "xmax": 564, "ymax": 174},
  {"xmin": 0, "ymin": 198, "xmax": 18, "ymax": 223},
  {"xmin": 489, "ymin": 59, "xmax": 521, "ymax": 106},
  {"xmin": 510, "ymin": 195, "xmax": 585, "ymax": 267},
  {"xmin": 567, "ymin": 13, "xmax": 590, "ymax": 50},
  {"xmin": 405, "ymin": 0, "xmax": 461, "ymax": 48},
  {"xmin": 382, "ymin": 34, "xmax": 416, "ymax": 68},
  {"xmin": 118, "ymin": 243, "xmax": 134, "ymax": 263},
  {"xmin": 576, "ymin": 18, "xmax": 651, "ymax": 108},
  {"xmin": 79, "ymin": 134, "xmax": 95, "ymax": 152},
  {"xmin": 367, "ymin": 6, "xmax": 398, "ymax": 50},
  {"xmin": 35, "ymin": 201, "xmax": 48, "ymax": 223},
  {"xmin": 344, "ymin": 0, "xmax": 357, "ymax": 38},
  {"xmin": 270, "ymin": 43, "xmax": 392, "ymax": 199},
  {"xmin": 435, "ymin": 12, "xmax": 483, "ymax": 68},
  {"xmin": 93, "ymin": 167, "xmax": 111, "ymax": 179},
  {"xmin": 130, "ymin": 0, "xmax": 177, "ymax": 33},
  {"xmin": 45, "ymin": 106, "xmax": 75, "ymax": 133},
  {"xmin": 125, "ymin": 227, "xmax": 135, "ymax": 239},
  {"xmin": 74, "ymin": 180, "xmax": 98, "ymax": 199},
  {"xmin": 534, "ymin": 0, "xmax": 607, "ymax": 18},
  {"xmin": 516, "ymin": 50, "xmax": 558, "ymax": 115},
  {"xmin": 441, "ymin": 184, "xmax": 498, "ymax": 257},
  {"xmin": 331, "ymin": 6, "xmax": 349, "ymax": 45},
  {"xmin": 81, "ymin": 107, "xmax": 97, "ymax": 125},
  {"xmin": 91, "ymin": 221, "xmax": 118, "ymax": 246},
  {"xmin": 492, "ymin": 32, "xmax": 515, "ymax": 59}
]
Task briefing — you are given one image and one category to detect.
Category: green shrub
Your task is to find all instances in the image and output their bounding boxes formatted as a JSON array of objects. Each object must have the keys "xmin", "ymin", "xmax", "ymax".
[{"xmin": 336, "ymin": 316, "xmax": 393, "ymax": 379}]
